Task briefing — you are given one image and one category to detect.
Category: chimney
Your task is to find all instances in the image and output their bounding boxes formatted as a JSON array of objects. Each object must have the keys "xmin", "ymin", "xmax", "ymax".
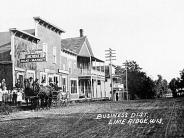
[{"xmin": 80, "ymin": 29, "xmax": 83, "ymax": 37}]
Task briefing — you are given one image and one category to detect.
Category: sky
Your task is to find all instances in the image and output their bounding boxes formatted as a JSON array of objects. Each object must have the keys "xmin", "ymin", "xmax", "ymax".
[{"xmin": 1, "ymin": 0, "xmax": 184, "ymax": 81}]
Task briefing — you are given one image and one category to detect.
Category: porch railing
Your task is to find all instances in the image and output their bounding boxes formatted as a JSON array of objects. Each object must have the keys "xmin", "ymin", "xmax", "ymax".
[{"xmin": 78, "ymin": 68, "xmax": 105, "ymax": 76}]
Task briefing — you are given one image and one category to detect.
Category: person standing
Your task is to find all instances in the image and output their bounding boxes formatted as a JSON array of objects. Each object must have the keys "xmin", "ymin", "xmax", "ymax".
[
  {"xmin": 12, "ymin": 88, "xmax": 17, "ymax": 106},
  {"xmin": 17, "ymin": 89, "xmax": 22, "ymax": 106},
  {"xmin": 29, "ymin": 77, "xmax": 34, "ymax": 89},
  {"xmin": 1, "ymin": 79, "xmax": 6, "ymax": 89},
  {"xmin": 33, "ymin": 78, "xmax": 40, "ymax": 93},
  {"xmin": 15, "ymin": 79, "xmax": 21, "ymax": 89},
  {"xmin": 0, "ymin": 83, "xmax": 2, "ymax": 106},
  {"xmin": 2, "ymin": 86, "xmax": 8, "ymax": 104}
]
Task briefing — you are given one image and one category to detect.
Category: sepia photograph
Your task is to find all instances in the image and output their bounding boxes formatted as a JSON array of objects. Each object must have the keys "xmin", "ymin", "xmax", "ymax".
[{"xmin": 0, "ymin": 0, "xmax": 184, "ymax": 137}]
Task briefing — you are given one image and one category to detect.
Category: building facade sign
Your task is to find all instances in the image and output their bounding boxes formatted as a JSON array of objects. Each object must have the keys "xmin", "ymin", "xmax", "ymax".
[{"xmin": 20, "ymin": 52, "xmax": 46, "ymax": 63}]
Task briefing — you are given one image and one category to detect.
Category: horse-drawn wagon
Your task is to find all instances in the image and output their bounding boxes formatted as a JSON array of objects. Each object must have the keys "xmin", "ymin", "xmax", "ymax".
[{"xmin": 52, "ymin": 90, "xmax": 69, "ymax": 107}]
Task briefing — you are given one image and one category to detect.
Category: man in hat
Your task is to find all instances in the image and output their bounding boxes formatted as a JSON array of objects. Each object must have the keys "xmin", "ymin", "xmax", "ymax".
[{"xmin": 33, "ymin": 78, "xmax": 40, "ymax": 93}]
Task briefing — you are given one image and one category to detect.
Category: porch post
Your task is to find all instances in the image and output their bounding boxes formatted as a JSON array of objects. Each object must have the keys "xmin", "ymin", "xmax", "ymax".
[
  {"xmin": 84, "ymin": 80, "xmax": 85, "ymax": 98},
  {"xmin": 104, "ymin": 80, "xmax": 106, "ymax": 97},
  {"xmin": 11, "ymin": 33, "xmax": 15, "ymax": 88},
  {"xmin": 90, "ymin": 56, "xmax": 92, "ymax": 98},
  {"xmin": 91, "ymin": 77, "xmax": 93, "ymax": 98},
  {"xmin": 100, "ymin": 80, "xmax": 102, "ymax": 98}
]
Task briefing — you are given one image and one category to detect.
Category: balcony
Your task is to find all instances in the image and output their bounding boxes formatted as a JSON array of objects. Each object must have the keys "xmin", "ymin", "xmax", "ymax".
[{"xmin": 78, "ymin": 68, "xmax": 105, "ymax": 77}]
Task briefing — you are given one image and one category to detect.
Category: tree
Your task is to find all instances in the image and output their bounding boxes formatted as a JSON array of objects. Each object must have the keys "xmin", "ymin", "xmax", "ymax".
[
  {"xmin": 155, "ymin": 75, "xmax": 168, "ymax": 98},
  {"xmin": 179, "ymin": 69, "xmax": 184, "ymax": 89},
  {"xmin": 169, "ymin": 78, "xmax": 177, "ymax": 97},
  {"xmin": 115, "ymin": 60, "xmax": 155, "ymax": 99}
]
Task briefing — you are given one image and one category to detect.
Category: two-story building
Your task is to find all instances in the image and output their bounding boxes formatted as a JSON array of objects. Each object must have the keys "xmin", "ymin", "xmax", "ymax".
[
  {"xmin": 0, "ymin": 17, "xmax": 65, "ymax": 90},
  {"xmin": 33, "ymin": 17, "xmax": 65, "ymax": 87},
  {"xmin": 61, "ymin": 29, "xmax": 106, "ymax": 100}
]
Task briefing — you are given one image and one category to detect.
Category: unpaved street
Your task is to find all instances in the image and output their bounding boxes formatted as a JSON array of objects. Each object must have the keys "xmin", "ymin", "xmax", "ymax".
[{"xmin": 0, "ymin": 98, "xmax": 184, "ymax": 138}]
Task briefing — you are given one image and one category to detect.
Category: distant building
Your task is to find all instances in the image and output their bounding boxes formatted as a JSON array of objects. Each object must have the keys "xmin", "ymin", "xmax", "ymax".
[{"xmin": 105, "ymin": 65, "xmax": 126, "ymax": 101}]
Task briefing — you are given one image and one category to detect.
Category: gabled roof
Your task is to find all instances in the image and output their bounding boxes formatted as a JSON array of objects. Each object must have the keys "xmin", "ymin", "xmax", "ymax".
[{"xmin": 61, "ymin": 36, "xmax": 94, "ymax": 57}]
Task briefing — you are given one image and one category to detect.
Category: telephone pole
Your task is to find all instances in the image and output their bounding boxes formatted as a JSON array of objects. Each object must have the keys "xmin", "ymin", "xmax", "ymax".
[
  {"xmin": 122, "ymin": 62, "xmax": 128, "ymax": 100},
  {"xmin": 105, "ymin": 48, "xmax": 116, "ymax": 101}
]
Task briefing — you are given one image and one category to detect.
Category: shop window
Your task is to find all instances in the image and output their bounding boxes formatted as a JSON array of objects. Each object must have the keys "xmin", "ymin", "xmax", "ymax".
[{"xmin": 71, "ymin": 80, "xmax": 77, "ymax": 94}]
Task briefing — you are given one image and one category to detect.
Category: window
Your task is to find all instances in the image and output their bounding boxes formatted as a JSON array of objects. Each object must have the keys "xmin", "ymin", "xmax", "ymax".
[
  {"xmin": 27, "ymin": 70, "xmax": 35, "ymax": 80},
  {"xmin": 53, "ymin": 75, "xmax": 59, "ymax": 85},
  {"xmin": 42, "ymin": 43, "xmax": 48, "ymax": 61},
  {"xmin": 63, "ymin": 64, "xmax": 66, "ymax": 70},
  {"xmin": 62, "ymin": 77, "xmax": 66, "ymax": 92},
  {"xmin": 53, "ymin": 46, "xmax": 56, "ymax": 63},
  {"xmin": 40, "ymin": 72, "xmax": 47, "ymax": 85},
  {"xmin": 69, "ymin": 68, "xmax": 72, "ymax": 73},
  {"xmin": 71, "ymin": 80, "xmax": 77, "ymax": 94},
  {"xmin": 68, "ymin": 61, "xmax": 72, "ymax": 73},
  {"xmin": 48, "ymin": 75, "xmax": 53, "ymax": 84},
  {"xmin": 98, "ymin": 80, "xmax": 101, "ymax": 85}
]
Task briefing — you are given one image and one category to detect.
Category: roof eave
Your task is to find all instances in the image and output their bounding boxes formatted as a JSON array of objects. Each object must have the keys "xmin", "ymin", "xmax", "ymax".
[
  {"xmin": 33, "ymin": 17, "xmax": 65, "ymax": 34},
  {"xmin": 9, "ymin": 28, "xmax": 40, "ymax": 43}
]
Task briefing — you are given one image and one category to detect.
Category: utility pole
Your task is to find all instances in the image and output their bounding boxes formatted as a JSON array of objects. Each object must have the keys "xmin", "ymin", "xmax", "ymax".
[
  {"xmin": 105, "ymin": 48, "xmax": 116, "ymax": 101},
  {"xmin": 122, "ymin": 62, "xmax": 128, "ymax": 100}
]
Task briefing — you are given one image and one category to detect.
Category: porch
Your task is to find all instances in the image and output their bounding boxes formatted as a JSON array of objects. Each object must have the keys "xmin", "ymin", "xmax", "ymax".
[{"xmin": 78, "ymin": 76, "xmax": 105, "ymax": 99}]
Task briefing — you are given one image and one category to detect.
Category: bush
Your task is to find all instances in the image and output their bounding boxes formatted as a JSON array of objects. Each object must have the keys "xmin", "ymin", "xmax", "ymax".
[{"xmin": 0, "ymin": 103, "xmax": 13, "ymax": 115}]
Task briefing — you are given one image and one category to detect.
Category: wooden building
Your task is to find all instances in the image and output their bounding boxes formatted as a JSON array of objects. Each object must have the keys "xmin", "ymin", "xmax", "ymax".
[
  {"xmin": 0, "ymin": 28, "xmax": 40, "ymax": 90},
  {"xmin": 61, "ymin": 29, "xmax": 106, "ymax": 99}
]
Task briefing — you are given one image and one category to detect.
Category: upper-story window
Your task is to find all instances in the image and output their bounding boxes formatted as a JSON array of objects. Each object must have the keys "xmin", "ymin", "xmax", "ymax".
[
  {"xmin": 68, "ymin": 61, "xmax": 72, "ymax": 73},
  {"xmin": 63, "ymin": 64, "xmax": 66, "ymax": 70},
  {"xmin": 53, "ymin": 46, "xmax": 56, "ymax": 64},
  {"xmin": 42, "ymin": 43, "xmax": 47, "ymax": 61}
]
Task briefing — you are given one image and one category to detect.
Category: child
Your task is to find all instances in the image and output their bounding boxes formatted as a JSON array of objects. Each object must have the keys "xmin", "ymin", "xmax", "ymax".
[
  {"xmin": 2, "ymin": 86, "xmax": 8, "ymax": 104},
  {"xmin": 17, "ymin": 89, "xmax": 22, "ymax": 106}
]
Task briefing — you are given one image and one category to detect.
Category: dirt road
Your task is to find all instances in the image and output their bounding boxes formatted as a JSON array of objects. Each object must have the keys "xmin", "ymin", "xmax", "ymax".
[{"xmin": 0, "ymin": 98, "xmax": 184, "ymax": 138}]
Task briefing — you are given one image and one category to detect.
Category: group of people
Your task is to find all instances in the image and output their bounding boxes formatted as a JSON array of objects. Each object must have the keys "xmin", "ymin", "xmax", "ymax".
[
  {"xmin": 0, "ymin": 77, "xmax": 60, "ymax": 107},
  {"xmin": 0, "ymin": 78, "xmax": 23, "ymax": 106}
]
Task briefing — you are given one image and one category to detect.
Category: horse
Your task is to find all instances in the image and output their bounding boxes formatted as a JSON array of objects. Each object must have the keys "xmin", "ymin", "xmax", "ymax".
[
  {"xmin": 38, "ymin": 84, "xmax": 54, "ymax": 109},
  {"xmin": 24, "ymin": 79, "xmax": 39, "ymax": 110}
]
